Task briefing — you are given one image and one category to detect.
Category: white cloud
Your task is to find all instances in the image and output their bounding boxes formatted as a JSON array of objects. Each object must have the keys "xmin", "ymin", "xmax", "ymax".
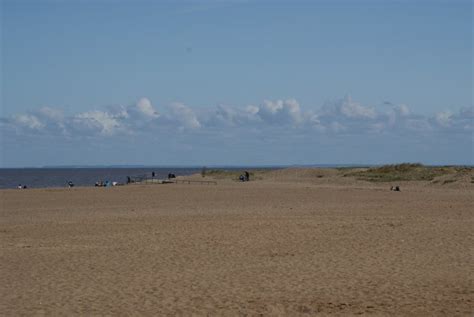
[
  {"xmin": 338, "ymin": 95, "xmax": 376, "ymax": 119},
  {"xmin": 167, "ymin": 102, "xmax": 201, "ymax": 129},
  {"xmin": 13, "ymin": 114, "xmax": 44, "ymax": 130},
  {"xmin": 431, "ymin": 107, "xmax": 473, "ymax": 132},
  {"xmin": 107, "ymin": 105, "xmax": 130, "ymax": 120},
  {"xmin": 37, "ymin": 107, "xmax": 64, "ymax": 121},
  {"xmin": 34, "ymin": 107, "xmax": 68, "ymax": 134},
  {"xmin": 246, "ymin": 105, "xmax": 259, "ymax": 115},
  {"xmin": 316, "ymin": 95, "xmax": 380, "ymax": 134},
  {"xmin": 257, "ymin": 99, "xmax": 303, "ymax": 125},
  {"xmin": 135, "ymin": 98, "xmax": 159, "ymax": 118},
  {"xmin": 207, "ymin": 104, "xmax": 261, "ymax": 127},
  {"xmin": 384, "ymin": 103, "xmax": 413, "ymax": 128},
  {"xmin": 73, "ymin": 111, "xmax": 122, "ymax": 136},
  {"xmin": 394, "ymin": 104, "xmax": 410, "ymax": 116}
]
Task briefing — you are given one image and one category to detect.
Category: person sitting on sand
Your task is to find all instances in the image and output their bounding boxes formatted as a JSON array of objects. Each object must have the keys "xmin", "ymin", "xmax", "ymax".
[
  {"xmin": 18, "ymin": 184, "xmax": 22, "ymax": 189},
  {"xmin": 67, "ymin": 181, "xmax": 74, "ymax": 188}
]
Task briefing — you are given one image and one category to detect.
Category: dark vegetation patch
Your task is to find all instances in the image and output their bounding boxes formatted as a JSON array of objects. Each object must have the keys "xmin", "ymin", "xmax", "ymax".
[
  {"xmin": 344, "ymin": 163, "xmax": 471, "ymax": 182},
  {"xmin": 203, "ymin": 169, "xmax": 272, "ymax": 181}
]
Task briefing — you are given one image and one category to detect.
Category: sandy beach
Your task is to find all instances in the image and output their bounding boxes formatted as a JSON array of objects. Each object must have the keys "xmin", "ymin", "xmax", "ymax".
[{"xmin": 1, "ymin": 170, "xmax": 473, "ymax": 316}]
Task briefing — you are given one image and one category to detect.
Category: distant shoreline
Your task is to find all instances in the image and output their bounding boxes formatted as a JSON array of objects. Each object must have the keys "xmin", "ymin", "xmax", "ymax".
[
  {"xmin": 2, "ymin": 163, "xmax": 473, "ymax": 170},
  {"xmin": 1, "ymin": 164, "xmax": 473, "ymax": 190},
  {"xmin": 0, "ymin": 164, "xmax": 369, "ymax": 169}
]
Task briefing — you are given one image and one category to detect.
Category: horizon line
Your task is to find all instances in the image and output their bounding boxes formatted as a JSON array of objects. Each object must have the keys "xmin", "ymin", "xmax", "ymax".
[{"xmin": 1, "ymin": 163, "xmax": 473, "ymax": 169}]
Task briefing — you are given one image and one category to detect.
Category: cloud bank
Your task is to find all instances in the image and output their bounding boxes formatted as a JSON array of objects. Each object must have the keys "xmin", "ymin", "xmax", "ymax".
[
  {"xmin": 1, "ymin": 95, "xmax": 472, "ymax": 166},
  {"xmin": 2, "ymin": 95, "xmax": 470, "ymax": 137}
]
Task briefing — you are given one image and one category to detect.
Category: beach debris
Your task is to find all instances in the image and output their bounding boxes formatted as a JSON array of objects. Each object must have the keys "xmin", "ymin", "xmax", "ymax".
[{"xmin": 390, "ymin": 185, "xmax": 400, "ymax": 192}]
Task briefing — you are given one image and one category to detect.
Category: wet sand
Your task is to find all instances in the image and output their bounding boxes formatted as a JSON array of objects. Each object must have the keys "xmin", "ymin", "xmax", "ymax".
[{"xmin": 1, "ymin": 178, "xmax": 473, "ymax": 315}]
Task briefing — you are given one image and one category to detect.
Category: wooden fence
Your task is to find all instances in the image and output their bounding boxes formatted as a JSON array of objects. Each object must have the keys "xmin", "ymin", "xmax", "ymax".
[
  {"xmin": 127, "ymin": 174, "xmax": 216, "ymax": 185},
  {"xmin": 173, "ymin": 179, "xmax": 217, "ymax": 185}
]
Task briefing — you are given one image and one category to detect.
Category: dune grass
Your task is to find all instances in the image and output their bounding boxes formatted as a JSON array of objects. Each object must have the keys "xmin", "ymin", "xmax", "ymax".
[
  {"xmin": 202, "ymin": 164, "xmax": 472, "ymax": 183},
  {"xmin": 204, "ymin": 170, "xmax": 244, "ymax": 179},
  {"xmin": 202, "ymin": 169, "xmax": 273, "ymax": 181},
  {"xmin": 344, "ymin": 163, "xmax": 470, "ymax": 182}
]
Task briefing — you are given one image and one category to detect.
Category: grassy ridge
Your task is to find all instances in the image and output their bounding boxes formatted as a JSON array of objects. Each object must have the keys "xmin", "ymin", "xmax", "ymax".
[
  {"xmin": 202, "ymin": 169, "xmax": 272, "ymax": 180},
  {"xmin": 200, "ymin": 164, "xmax": 473, "ymax": 183},
  {"xmin": 345, "ymin": 163, "xmax": 471, "ymax": 182}
]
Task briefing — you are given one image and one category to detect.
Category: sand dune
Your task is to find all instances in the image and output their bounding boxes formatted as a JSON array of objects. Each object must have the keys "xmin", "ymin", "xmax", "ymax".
[{"xmin": 1, "ymin": 175, "xmax": 473, "ymax": 315}]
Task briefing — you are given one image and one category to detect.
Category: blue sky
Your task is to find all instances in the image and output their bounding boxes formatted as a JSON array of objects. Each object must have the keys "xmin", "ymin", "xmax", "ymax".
[{"xmin": 1, "ymin": 0, "xmax": 472, "ymax": 167}]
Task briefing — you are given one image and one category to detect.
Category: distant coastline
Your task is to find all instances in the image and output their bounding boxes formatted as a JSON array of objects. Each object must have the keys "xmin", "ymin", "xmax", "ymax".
[
  {"xmin": 1, "ymin": 163, "xmax": 472, "ymax": 170},
  {"xmin": 1, "ymin": 164, "xmax": 372, "ymax": 169},
  {"xmin": 1, "ymin": 164, "xmax": 473, "ymax": 189}
]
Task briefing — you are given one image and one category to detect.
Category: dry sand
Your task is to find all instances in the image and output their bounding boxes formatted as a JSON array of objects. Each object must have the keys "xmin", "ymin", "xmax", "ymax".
[{"xmin": 1, "ymin": 172, "xmax": 473, "ymax": 316}]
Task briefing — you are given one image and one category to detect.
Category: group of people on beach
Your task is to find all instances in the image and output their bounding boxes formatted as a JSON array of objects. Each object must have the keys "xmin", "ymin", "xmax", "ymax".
[
  {"xmin": 152, "ymin": 171, "xmax": 176, "ymax": 179},
  {"xmin": 15, "ymin": 171, "xmax": 182, "ymax": 189},
  {"xmin": 239, "ymin": 171, "xmax": 250, "ymax": 182},
  {"xmin": 126, "ymin": 172, "xmax": 176, "ymax": 184},
  {"xmin": 95, "ymin": 180, "xmax": 119, "ymax": 187}
]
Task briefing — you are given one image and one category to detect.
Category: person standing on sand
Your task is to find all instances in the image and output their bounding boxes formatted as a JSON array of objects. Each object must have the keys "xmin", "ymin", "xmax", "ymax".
[{"xmin": 245, "ymin": 171, "xmax": 250, "ymax": 181}]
